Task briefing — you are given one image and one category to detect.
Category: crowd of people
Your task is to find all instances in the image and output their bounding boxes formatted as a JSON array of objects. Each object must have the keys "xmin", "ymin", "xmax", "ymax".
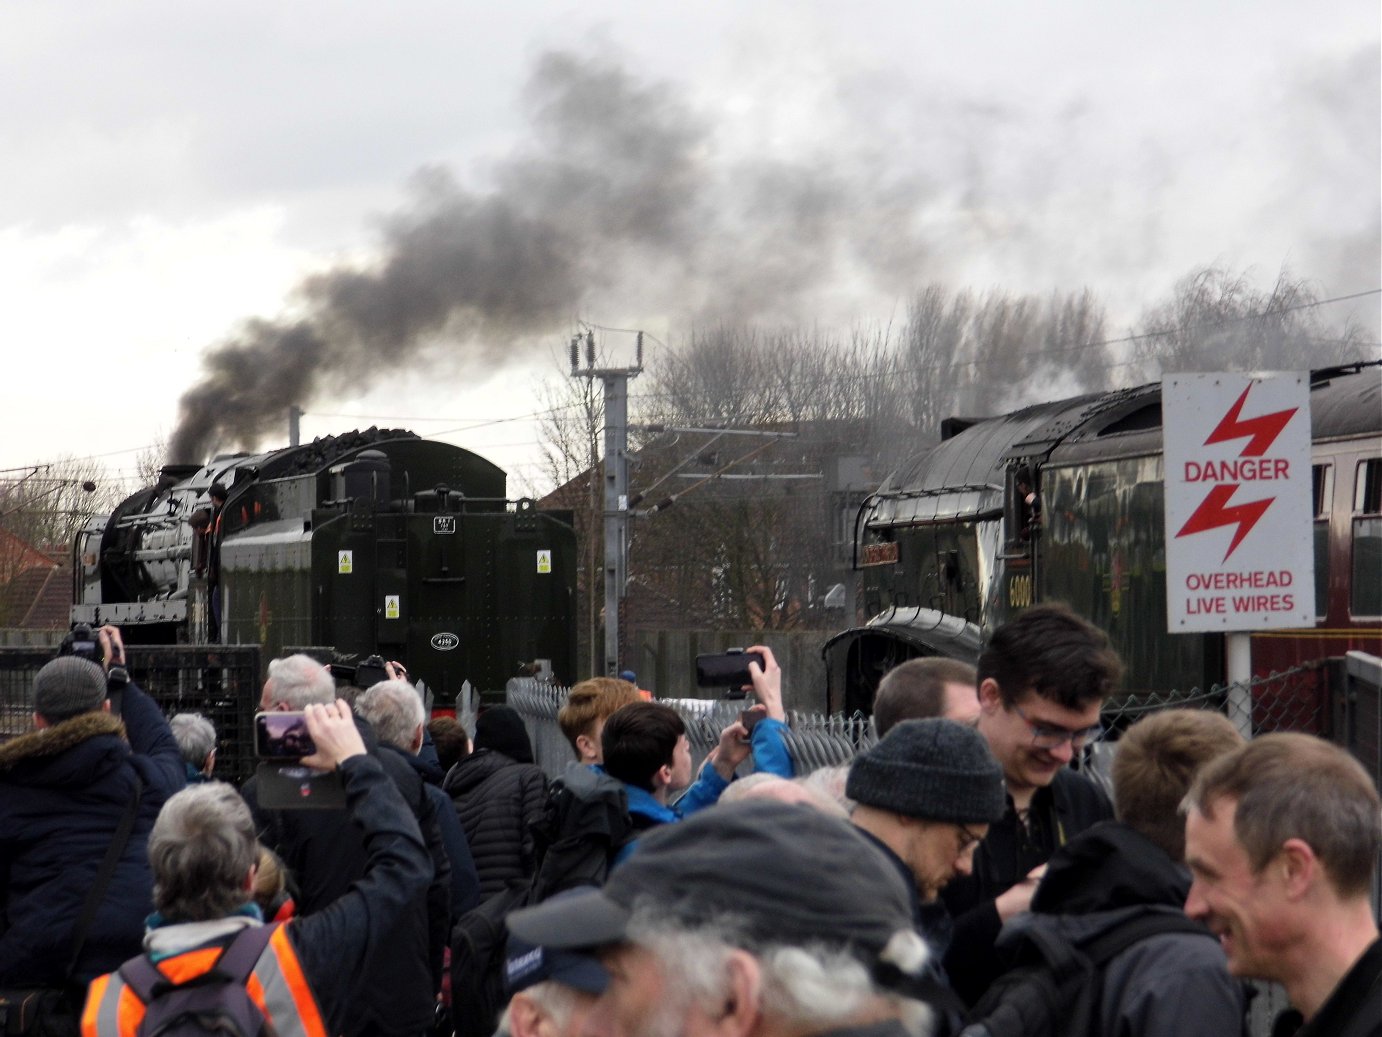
[{"xmin": 0, "ymin": 609, "xmax": 1378, "ymax": 1037}]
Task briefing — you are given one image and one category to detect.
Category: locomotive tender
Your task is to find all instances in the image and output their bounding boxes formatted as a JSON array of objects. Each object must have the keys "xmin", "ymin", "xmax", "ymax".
[
  {"xmin": 72, "ymin": 429, "xmax": 577, "ymax": 702},
  {"xmin": 826, "ymin": 362, "xmax": 1382, "ymax": 714}
]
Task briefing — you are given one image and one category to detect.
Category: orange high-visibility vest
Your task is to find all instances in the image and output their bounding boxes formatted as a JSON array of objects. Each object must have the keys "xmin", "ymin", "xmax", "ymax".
[{"xmin": 82, "ymin": 925, "xmax": 327, "ymax": 1037}]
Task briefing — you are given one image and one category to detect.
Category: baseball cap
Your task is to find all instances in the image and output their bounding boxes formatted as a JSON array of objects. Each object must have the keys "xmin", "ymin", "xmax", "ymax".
[{"xmin": 505, "ymin": 935, "xmax": 608, "ymax": 996}]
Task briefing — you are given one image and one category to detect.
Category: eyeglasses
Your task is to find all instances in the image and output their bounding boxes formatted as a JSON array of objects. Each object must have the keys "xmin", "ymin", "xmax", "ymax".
[
  {"xmin": 956, "ymin": 823, "xmax": 987, "ymax": 853},
  {"xmin": 1011, "ymin": 701, "xmax": 1103, "ymax": 750}
]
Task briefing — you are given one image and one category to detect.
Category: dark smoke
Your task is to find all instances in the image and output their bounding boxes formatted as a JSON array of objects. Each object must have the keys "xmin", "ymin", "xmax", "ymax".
[
  {"xmin": 169, "ymin": 42, "xmax": 1378, "ymax": 463},
  {"xmin": 168, "ymin": 50, "xmax": 943, "ymax": 463}
]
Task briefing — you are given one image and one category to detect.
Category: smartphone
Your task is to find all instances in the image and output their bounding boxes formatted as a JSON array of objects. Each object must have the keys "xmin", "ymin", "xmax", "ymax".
[
  {"xmin": 254, "ymin": 711, "xmax": 316, "ymax": 758},
  {"xmin": 740, "ymin": 708, "xmax": 764, "ymax": 734},
  {"xmin": 694, "ymin": 650, "xmax": 765, "ymax": 689}
]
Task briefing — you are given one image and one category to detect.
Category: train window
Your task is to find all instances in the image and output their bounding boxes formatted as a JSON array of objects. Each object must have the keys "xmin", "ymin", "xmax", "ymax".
[
  {"xmin": 1311, "ymin": 464, "xmax": 1331, "ymax": 518},
  {"xmin": 1350, "ymin": 459, "xmax": 1382, "ymax": 618},
  {"xmin": 1313, "ymin": 520, "xmax": 1329, "ymax": 619},
  {"xmin": 1356, "ymin": 459, "xmax": 1382, "ymax": 513},
  {"xmin": 1003, "ymin": 465, "xmax": 1040, "ymax": 551}
]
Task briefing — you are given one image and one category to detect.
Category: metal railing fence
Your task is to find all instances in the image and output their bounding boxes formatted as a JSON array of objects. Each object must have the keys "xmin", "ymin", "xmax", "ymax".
[{"xmin": 0, "ymin": 644, "xmax": 262, "ymax": 784}]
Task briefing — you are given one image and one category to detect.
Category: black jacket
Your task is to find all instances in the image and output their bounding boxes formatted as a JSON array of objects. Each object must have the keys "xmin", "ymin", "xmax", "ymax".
[
  {"xmin": 1287, "ymin": 937, "xmax": 1382, "ymax": 1037},
  {"xmin": 941, "ymin": 766, "xmax": 1112, "ymax": 1005},
  {"xmin": 242, "ymin": 717, "xmax": 450, "ymax": 1037},
  {"xmin": 1000, "ymin": 821, "xmax": 1244, "ymax": 1036},
  {"xmin": 385, "ymin": 744, "xmax": 481, "ymax": 918},
  {"xmin": 0, "ymin": 682, "xmax": 184, "ymax": 985},
  {"xmin": 443, "ymin": 749, "xmax": 548, "ymax": 899}
]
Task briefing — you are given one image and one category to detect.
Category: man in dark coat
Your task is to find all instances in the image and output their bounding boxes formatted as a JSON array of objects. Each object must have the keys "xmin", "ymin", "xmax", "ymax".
[
  {"xmin": 940, "ymin": 603, "xmax": 1121, "ymax": 1005},
  {"xmin": 0, "ymin": 631, "xmax": 184, "ymax": 986},
  {"xmin": 1184, "ymin": 733, "xmax": 1382, "ymax": 1037},
  {"xmin": 443, "ymin": 706, "xmax": 549, "ymax": 899},
  {"xmin": 356, "ymin": 679, "xmax": 481, "ymax": 917},
  {"xmin": 241, "ymin": 654, "xmax": 450, "ymax": 1037}
]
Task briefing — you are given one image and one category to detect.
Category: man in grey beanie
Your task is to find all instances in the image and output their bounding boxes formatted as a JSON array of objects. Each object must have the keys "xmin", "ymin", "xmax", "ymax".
[
  {"xmin": 846, "ymin": 718, "xmax": 1006, "ymax": 1034},
  {"xmin": 849, "ymin": 717, "xmax": 1007, "ymax": 909},
  {"xmin": 0, "ymin": 626, "xmax": 184, "ymax": 991}
]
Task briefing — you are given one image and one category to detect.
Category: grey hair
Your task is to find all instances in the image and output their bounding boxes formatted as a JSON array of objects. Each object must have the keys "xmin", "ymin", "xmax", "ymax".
[
  {"xmin": 626, "ymin": 906, "xmax": 932, "ymax": 1037},
  {"xmin": 264, "ymin": 654, "xmax": 336, "ymax": 708},
  {"xmin": 798, "ymin": 764, "xmax": 855, "ymax": 813},
  {"xmin": 717, "ymin": 772, "xmax": 785, "ymax": 803},
  {"xmin": 493, "ymin": 981, "xmax": 584, "ymax": 1037},
  {"xmin": 170, "ymin": 712, "xmax": 217, "ymax": 769},
  {"xmin": 148, "ymin": 783, "xmax": 257, "ymax": 922},
  {"xmin": 356, "ymin": 680, "xmax": 425, "ymax": 751}
]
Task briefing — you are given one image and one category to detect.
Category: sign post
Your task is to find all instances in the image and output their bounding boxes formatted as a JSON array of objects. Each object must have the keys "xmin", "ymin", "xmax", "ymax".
[{"xmin": 1162, "ymin": 372, "xmax": 1314, "ymax": 738}]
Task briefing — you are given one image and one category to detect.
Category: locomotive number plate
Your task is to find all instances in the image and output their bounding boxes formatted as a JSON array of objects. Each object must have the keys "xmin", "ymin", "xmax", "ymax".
[{"xmin": 433, "ymin": 516, "xmax": 456, "ymax": 534}]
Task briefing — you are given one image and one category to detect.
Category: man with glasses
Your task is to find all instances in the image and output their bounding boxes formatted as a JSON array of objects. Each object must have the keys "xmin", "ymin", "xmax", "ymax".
[
  {"xmin": 940, "ymin": 603, "xmax": 1122, "ymax": 1006},
  {"xmin": 846, "ymin": 717, "xmax": 1007, "ymax": 1033}
]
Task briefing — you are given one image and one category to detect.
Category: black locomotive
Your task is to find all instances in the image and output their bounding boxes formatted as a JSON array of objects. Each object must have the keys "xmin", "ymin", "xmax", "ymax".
[
  {"xmin": 826, "ymin": 362, "xmax": 1382, "ymax": 714},
  {"xmin": 72, "ymin": 429, "xmax": 576, "ymax": 703}
]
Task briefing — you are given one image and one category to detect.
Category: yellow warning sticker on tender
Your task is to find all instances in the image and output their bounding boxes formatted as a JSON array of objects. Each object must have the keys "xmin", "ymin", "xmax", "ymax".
[
  {"xmin": 338, "ymin": 550, "xmax": 353, "ymax": 574},
  {"xmin": 536, "ymin": 550, "xmax": 552, "ymax": 574},
  {"xmin": 385, "ymin": 595, "xmax": 400, "ymax": 619}
]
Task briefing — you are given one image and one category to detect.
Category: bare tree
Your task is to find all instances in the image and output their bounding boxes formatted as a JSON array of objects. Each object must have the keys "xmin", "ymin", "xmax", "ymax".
[{"xmin": 1132, "ymin": 266, "xmax": 1366, "ymax": 376}]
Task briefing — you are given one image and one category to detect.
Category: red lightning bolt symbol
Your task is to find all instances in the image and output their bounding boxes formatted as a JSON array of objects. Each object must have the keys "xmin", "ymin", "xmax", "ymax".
[
  {"xmin": 1204, "ymin": 385, "xmax": 1298, "ymax": 456},
  {"xmin": 1176, "ymin": 484, "xmax": 1274, "ymax": 561}
]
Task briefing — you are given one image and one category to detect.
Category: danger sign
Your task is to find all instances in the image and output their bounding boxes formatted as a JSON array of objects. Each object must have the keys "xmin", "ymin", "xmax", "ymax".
[{"xmin": 1163, "ymin": 373, "xmax": 1314, "ymax": 632}]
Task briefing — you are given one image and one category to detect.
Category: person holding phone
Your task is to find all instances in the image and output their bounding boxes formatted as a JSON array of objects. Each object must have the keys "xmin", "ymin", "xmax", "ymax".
[{"xmin": 239, "ymin": 654, "xmax": 452, "ymax": 1037}]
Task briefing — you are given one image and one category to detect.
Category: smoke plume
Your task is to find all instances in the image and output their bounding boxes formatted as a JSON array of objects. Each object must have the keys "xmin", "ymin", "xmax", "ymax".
[
  {"xmin": 170, "ymin": 51, "xmax": 936, "ymax": 462},
  {"xmin": 169, "ymin": 42, "xmax": 1379, "ymax": 463}
]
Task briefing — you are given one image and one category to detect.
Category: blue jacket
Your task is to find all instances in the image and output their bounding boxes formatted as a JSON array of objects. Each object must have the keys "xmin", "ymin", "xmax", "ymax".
[
  {"xmin": 749, "ymin": 717, "xmax": 793, "ymax": 778},
  {"xmin": 0, "ymin": 682, "xmax": 185, "ymax": 985}
]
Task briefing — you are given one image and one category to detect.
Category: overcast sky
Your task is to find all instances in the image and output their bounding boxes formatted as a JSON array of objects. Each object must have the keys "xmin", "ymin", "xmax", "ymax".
[{"xmin": 2, "ymin": 0, "xmax": 1377, "ymax": 494}]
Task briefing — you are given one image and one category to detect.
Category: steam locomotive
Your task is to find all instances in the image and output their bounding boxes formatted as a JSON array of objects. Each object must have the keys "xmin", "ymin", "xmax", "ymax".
[
  {"xmin": 71, "ymin": 430, "xmax": 577, "ymax": 702},
  {"xmin": 825, "ymin": 362, "xmax": 1382, "ymax": 714}
]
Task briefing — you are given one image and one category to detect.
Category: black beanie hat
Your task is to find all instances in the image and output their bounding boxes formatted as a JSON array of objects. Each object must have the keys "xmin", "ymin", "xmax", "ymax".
[
  {"xmin": 475, "ymin": 706, "xmax": 535, "ymax": 764},
  {"xmin": 847, "ymin": 718, "xmax": 1006, "ymax": 825}
]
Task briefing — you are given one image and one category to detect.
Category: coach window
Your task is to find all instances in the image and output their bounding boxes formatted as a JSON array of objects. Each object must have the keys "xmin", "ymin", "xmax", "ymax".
[
  {"xmin": 1312, "ymin": 464, "xmax": 1331, "ymax": 619},
  {"xmin": 1350, "ymin": 458, "xmax": 1381, "ymax": 618}
]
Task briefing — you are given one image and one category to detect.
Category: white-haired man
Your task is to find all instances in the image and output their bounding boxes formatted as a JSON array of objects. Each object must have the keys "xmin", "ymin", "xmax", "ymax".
[
  {"xmin": 508, "ymin": 801, "xmax": 941, "ymax": 1037},
  {"xmin": 241, "ymin": 654, "xmax": 451, "ymax": 1037},
  {"xmin": 356, "ymin": 679, "xmax": 481, "ymax": 916}
]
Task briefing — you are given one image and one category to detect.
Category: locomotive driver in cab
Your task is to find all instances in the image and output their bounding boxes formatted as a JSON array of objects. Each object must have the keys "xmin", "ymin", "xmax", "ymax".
[{"xmin": 939, "ymin": 602, "xmax": 1122, "ymax": 1006}]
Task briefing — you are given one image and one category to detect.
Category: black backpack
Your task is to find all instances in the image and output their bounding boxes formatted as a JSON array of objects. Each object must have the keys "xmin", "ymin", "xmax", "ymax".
[
  {"xmin": 527, "ymin": 764, "xmax": 633, "ymax": 900},
  {"xmin": 117, "ymin": 925, "xmax": 278, "ymax": 1037},
  {"xmin": 449, "ymin": 764, "xmax": 633, "ymax": 1037},
  {"xmin": 957, "ymin": 912, "xmax": 1214, "ymax": 1037}
]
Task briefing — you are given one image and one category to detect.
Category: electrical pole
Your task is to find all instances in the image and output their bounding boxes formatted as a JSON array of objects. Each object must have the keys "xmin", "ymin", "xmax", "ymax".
[{"xmin": 570, "ymin": 329, "xmax": 643, "ymax": 676}]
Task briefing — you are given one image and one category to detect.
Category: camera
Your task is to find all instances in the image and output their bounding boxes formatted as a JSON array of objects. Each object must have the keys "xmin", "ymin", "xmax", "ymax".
[
  {"xmin": 694, "ymin": 649, "xmax": 765, "ymax": 691},
  {"xmin": 254, "ymin": 712, "xmax": 317, "ymax": 759},
  {"xmin": 329, "ymin": 653, "xmax": 393, "ymax": 690},
  {"xmin": 355, "ymin": 654, "xmax": 390, "ymax": 690},
  {"xmin": 59, "ymin": 623, "xmax": 101, "ymax": 662}
]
